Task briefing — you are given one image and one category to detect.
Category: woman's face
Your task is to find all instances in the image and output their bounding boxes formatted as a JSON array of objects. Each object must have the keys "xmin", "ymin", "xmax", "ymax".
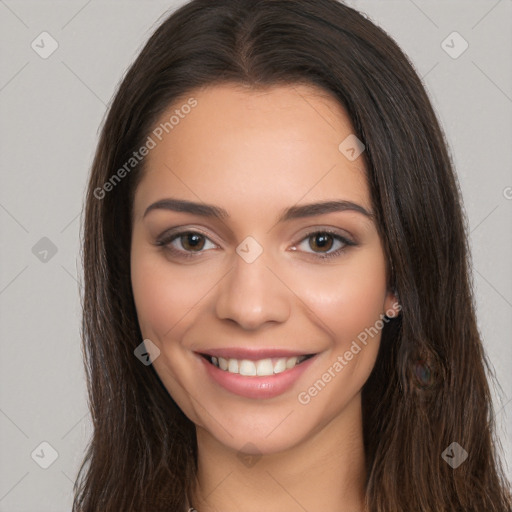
[{"xmin": 130, "ymin": 83, "xmax": 399, "ymax": 454}]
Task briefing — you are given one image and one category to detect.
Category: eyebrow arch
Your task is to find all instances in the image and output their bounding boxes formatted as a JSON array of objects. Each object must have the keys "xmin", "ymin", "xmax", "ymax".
[
  {"xmin": 280, "ymin": 200, "xmax": 373, "ymax": 222},
  {"xmin": 143, "ymin": 198, "xmax": 373, "ymax": 222}
]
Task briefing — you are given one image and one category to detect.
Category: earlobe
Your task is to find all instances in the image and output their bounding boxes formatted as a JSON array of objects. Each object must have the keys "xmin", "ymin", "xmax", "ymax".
[{"xmin": 384, "ymin": 290, "xmax": 401, "ymax": 319}]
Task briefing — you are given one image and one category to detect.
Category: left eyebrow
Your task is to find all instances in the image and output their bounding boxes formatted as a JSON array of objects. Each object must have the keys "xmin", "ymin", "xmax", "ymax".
[
  {"xmin": 278, "ymin": 200, "xmax": 373, "ymax": 222},
  {"xmin": 143, "ymin": 198, "xmax": 374, "ymax": 222}
]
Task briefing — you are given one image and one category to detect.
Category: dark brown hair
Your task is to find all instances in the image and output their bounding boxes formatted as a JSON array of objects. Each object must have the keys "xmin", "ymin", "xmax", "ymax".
[{"xmin": 75, "ymin": 0, "xmax": 512, "ymax": 510}]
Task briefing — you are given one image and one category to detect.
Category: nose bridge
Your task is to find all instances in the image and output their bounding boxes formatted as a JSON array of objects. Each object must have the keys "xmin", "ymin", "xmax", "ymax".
[{"xmin": 214, "ymin": 244, "xmax": 290, "ymax": 329}]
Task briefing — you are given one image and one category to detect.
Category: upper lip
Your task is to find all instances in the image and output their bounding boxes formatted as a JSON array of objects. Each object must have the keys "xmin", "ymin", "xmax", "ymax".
[{"xmin": 196, "ymin": 348, "xmax": 316, "ymax": 360}]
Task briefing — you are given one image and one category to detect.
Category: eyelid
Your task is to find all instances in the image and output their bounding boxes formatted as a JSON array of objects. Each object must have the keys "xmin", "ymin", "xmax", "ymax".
[
  {"xmin": 291, "ymin": 225, "xmax": 355, "ymax": 246},
  {"xmin": 156, "ymin": 225, "xmax": 221, "ymax": 246}
]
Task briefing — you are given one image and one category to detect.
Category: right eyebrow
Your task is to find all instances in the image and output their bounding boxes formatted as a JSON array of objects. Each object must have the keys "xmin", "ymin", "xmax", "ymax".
[{"xmin": 143, "ymin": 198, "xmax": 229, "ymax": 220}]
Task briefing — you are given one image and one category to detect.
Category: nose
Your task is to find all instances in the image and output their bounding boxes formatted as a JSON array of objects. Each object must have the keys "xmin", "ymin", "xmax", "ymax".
[{"xmin": 214, "ymin": 251, "xmax": 291, "ymax": 330}]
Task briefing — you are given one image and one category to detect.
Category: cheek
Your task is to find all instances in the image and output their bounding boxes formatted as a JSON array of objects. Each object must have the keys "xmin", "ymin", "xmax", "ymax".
[
  {"xmin": 130, "ymin": 248, "xmax": 213, "ymax": 423},
  {"xmin": 130, "ymin": 249, "xmax": 216, "ymax": 340},
  {"xmin": 287, "ymin": 251, "xmax": 388, "ymax": 409},
  {"xmin": 292, "ymin": 254, "xmax": 389, "ymax": 346},
  {"xmin": 290, "ymin": 259, "xmax": 388, "ymax": 423}
]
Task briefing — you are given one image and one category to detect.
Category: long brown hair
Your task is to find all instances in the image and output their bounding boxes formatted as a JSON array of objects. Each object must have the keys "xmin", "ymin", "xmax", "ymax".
[{"xmin": 74, "ymin": 0, "xmax": 512, "ymax": 510}]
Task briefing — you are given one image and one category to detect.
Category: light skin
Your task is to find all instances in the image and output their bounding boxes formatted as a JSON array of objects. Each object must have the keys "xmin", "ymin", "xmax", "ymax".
[{"xmin": 130, "ymin": 83, "xmax": 400, "ymax": 512}]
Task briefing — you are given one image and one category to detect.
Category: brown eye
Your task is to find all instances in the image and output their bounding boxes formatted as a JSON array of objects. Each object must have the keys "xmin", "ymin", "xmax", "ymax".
[
  {"xmin": 156, "ymin": 230, "xmax": 217, "ymax": 259},
  {"xmin": 308, "ymin": 232, "xmax": 334, "ymax": 253},
  {"xmin": 179, "ymin": 233, "xmax": 206, "ymax": 251},
  {"xmin": 294, "ymin": 230, "xmax": 356, "ymax": 260}
]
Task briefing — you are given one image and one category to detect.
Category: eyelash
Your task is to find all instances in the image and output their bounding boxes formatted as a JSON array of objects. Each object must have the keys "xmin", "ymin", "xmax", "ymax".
[{"xmin": 155, "ymin": 229, "xmax": 357, "ymax": 261}]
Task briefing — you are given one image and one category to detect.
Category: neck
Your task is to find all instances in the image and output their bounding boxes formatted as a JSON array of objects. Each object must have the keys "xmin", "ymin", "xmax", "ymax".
[{"xmin": 189, "ymin": 394, "xmax": 367, "ymax": 512}]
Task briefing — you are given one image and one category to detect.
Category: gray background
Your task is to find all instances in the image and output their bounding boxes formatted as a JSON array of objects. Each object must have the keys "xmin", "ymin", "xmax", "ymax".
[{"xmin": 1, "ymin": 1, "xmax": 511, "ymax": 510}]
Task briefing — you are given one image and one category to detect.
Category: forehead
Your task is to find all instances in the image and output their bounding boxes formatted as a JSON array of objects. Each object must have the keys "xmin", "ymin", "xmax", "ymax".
[{"xmin": 133, "ymin": 82, "xmax": 370, "ymax": 220}]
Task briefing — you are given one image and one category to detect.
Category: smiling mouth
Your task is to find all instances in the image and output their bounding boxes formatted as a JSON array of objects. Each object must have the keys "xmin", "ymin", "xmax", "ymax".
[{"xmin": 200, "ymin": 353, "xmax": 315, "ymax": 376}]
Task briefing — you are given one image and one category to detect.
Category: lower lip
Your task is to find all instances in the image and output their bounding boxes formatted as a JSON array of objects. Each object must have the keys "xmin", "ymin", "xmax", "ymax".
[{"xmin": 198, "ymin": 355, "xmax": 317, "ymax": 399}]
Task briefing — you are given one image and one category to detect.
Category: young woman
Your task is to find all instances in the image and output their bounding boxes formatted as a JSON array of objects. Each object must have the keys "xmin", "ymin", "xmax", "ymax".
[{"xmin": 74, "ymin": 0, "xmax": 512, "ymax": 510}]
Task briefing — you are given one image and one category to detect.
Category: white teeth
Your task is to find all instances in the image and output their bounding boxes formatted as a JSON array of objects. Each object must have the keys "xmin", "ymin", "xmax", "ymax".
[
  {"xmin": 286, "ymin": 356, "xmax": 298, "ymax": 369},
  {"xmin": 273, "ymin": 358, "xmax": 287, "ymax": 373},
  {"xmin": 209, "ymin": 354, "xmax": 310, "ymax": 376},
  {"xmin": 228, "ymin": 358, "xmax": 239, "ymax": 373},
  {"xmin": 239, "ymin": 360, "xmax": 257, "ymax": 376},
  {"xmin": 256, "ymin": 359, "xmax": 274, "ymax": 376}
]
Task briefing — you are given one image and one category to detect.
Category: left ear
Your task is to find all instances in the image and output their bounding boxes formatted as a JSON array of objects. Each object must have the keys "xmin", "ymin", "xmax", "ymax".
[{"xmin": 383, "ymin": 289, "xmax": 401, "ymax": 318}]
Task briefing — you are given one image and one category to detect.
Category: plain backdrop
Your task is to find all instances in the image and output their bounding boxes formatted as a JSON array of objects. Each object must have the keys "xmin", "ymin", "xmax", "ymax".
[{"xmin": 1, "ymin": 1, "xmax": 511, "ymax": 510}]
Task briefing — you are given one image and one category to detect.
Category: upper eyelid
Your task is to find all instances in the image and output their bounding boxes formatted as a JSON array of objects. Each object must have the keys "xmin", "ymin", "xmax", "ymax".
[
  {"xmin": 295, "ymin": 227, "xmax": 353, "ymax": 240},
  {"xmin": 157, "ymin": 227, "xmax": 219, "ymax": 245}
]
